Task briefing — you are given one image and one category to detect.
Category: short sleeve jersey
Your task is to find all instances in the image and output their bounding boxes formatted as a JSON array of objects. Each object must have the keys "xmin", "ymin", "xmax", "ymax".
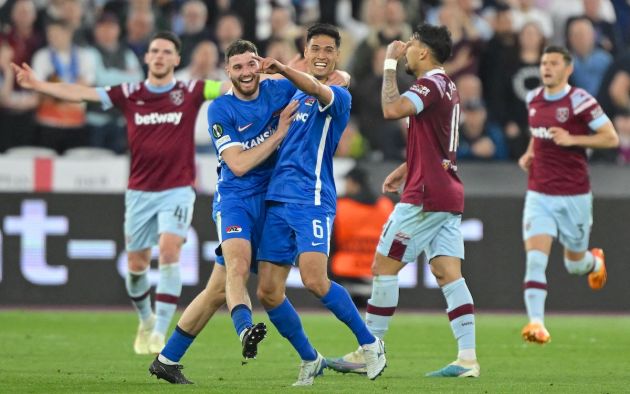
[
  {"xmin": 400, "ymin": 69, "xmax": 464, "ymax": 213},
  {"xmin": 208, "ymin": 79, "xmax": 296, "ymax": 201},
  {"xmin": 104, "ymin": 79, "xmax": 219, "ymax": 191},
  {"xmin": 265, "ymin": 86, "xmax": 351, "ymax": 211},
  {"xmin": 526, "ymin": 86, "xmax": 609, "ymax": 195}
]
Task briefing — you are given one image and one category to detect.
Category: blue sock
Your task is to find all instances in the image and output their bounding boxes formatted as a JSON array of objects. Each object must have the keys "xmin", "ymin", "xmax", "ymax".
[
  {"xmin": 231, "ymin": 304, "xmax": 253, "ymax": 337},
  {"xmin": 160, "ymin": 326, "xmax": 195, "ymax": 363},
  {"xmin": 267, "ymin": 298, "xmax": 317, "ymax": 361},
  {"xmin": 321, "ymin": 281, "xmax": 375, "ymax": 346}
]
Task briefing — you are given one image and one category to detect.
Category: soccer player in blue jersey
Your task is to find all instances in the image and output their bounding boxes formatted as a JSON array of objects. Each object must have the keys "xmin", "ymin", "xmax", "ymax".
[
  {"xmin": 254, "ymin": 23, "xmax": 386, "ymax": 386},
  {"xmin": 148, "ymin": 39, "xmax": 299, "ymax": 383}
]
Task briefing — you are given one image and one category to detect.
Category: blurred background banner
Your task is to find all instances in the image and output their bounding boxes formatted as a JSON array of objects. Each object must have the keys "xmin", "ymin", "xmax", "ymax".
[{"xmin": 2, "ymin": 160, "xmax": 628, "ymax": 310}]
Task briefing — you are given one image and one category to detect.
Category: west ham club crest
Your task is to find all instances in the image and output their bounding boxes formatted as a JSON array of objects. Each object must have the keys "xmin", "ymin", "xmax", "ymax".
[
  {"xmin": 170, "ymin": 89, "xmax": 184, "ymax": 106},
  {"xmin": 555, "ymin": 107, "xmax": 569, "ymax": 123}
]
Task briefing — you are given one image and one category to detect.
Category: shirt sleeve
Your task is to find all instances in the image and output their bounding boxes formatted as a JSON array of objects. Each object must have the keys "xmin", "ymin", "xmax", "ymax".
[
  {"xmin": 319, "ymin": 85, "xmax": 351, "ymax": 116},
  {"xmin": 98, "ymin": 84, "xmax": 126, "ymax": 111},
  {"xmin": 269, "ymin": 79, "xmax": 298, "ymax": 105},
  {"xmin": 570, "ymin": 89, "xmax": 610, "ymax": 131},
  {"xmin": 402, "ymin": 78, "xmax": 439, "ymax": 115},
  {"xmin": 207, "ymin": 100, "xmax": 242, "ymax": 154}
]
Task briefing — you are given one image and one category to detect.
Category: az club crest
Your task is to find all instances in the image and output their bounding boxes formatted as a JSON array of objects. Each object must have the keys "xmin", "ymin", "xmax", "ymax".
[
  {"xmin": 555, "ymin": 107, "xmax": 569, "ymax": 123},
  {"xmin": 170, "ymin": 89, "xmax": 184, "ymax": 106}
]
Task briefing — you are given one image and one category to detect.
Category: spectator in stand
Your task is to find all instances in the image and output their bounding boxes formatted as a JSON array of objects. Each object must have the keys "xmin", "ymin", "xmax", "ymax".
[
  {"xmin": 263, "ymin": 38, "xmax": 298, "ymax": 64},
  {"xmin": 31, "ymin": 19, "xmax": 96, "ymax": 153},
  {"xmin": 457, "ymin": 99, "xmax": 509, "ymax": 161},
  {"xmin": 56, "ymin": 0, "xmax": 90, "ymax": 46},
  {"xmin": 258, "ymin": 5, "xmax": 302, "ymax": 57},
  {"xmin": 214, "ymin": 13, "xmax": 244, "ymax": 68},
  {"xmin": 455, "ymin": 0, "xmax": 494, "ymax": 41},
  {"xmin": 330, "ymin": 166, "xmax": 394, "ymax": 306},
  {"xmin": 126, "ymin": 7, "xmax": 156, "ymax": 66},
  {"xmin": 596, "ymin": 48, "xmax": 630, "ymax": 126},
  {"xmin": 351, "ymin": 45, "xmax": 407, "ymax": 160},
  {"xmin": 178, "ymin": 0, "xmax": 211, "ymax": 68},
  {"xmin": 565, "ymin": 0, "xmax": 622, "ymax": 55},
  {"xmin": 613, "ymin": 109, "xmax": 630, "ymax": 165},
  {"xmin": 501, "ymin": 22, "xmax": 545, "ymax": 159},
  {"xmin": 350, "ymin": 0, "xmax": 412, "ymax": 83},
  {"xmin": 174, "ymin": 40, "xmax": 224, "ymax": 152},
  {"xmin": 0, "ymin": 0, "xmax": 41, "ymax": 151},
  {"xmin": 456, "ymin": 74, "xmax": 483, "ymax": 108},
  {"xmin": 591, "ymin": 49, "xmax": 630, "ymax": 162},
  {"xmin": 566, "ymin": 17, "xmax": 612, "ymax": 97},
  {"xmin": 511, "ymin": 0, "xmax": 553, "ymax": 39},
  {"xmin": 0, "ymin": 0, "xmax": 43, "ymax": 67},
  {"xmin": 86, "ymin": 12, "xmax": 143, "ymax": 154},
  {"xmin": 439, "ymin": 2, "xmax": 483, "ymax": 82},
  {"xmin": 479, "ymin": 3, "xmax": 519, "ymax": 123}
]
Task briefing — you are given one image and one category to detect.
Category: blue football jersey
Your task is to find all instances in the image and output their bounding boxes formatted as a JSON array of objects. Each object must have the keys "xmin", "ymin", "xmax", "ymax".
[
  {"xmin": 208, "ymin": 79, "xmax": 296, "ymax": 200},
  {"xmin": 266, "ymin": 85, "xmax": 351, "ymax": 210}
]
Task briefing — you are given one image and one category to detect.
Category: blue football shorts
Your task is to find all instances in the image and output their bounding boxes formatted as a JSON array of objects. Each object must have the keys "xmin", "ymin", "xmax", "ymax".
[
  {"xmin": 376, "ymin": 202, "xmax": 465, "ymax": 263},
  {"xmin": 257, "ymin": 201, "xmax": 334, "ymax": 265},
  {"xmin": 212, "ymin": 192, "xmax": 266, "ymax": 271},
  {"xmin": 522, "ymin": 190, "xmax": 593, "ymax": 252},
  {"xmin": 124, "ymin": 186, "xmax": 196, "ymax": 252}
]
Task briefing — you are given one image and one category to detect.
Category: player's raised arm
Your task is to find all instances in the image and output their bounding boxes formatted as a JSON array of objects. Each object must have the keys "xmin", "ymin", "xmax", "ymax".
[
  {"xmin": 255, "ymin": 55, "xmax": 333, "ymax": 106},
  {"xmin": 220, "ymin": 100, "xmax": 299, "ymax": 177},
  {"xmin": 381, "ymin": 41, "xmax": 417, "ymax": 120},
  {"xmin": 11, "ymin": 62, "xmax": 101, "ymax": 103}
]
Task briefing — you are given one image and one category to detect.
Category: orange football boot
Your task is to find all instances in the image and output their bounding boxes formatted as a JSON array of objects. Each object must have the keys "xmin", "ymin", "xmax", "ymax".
[
  {"xmin": 588, "ymin": 248, "xmax": 607, "ymax": 290},
  {"xmin": 521, "ymin": 322, "xmax": 551, "ymax": 344}
]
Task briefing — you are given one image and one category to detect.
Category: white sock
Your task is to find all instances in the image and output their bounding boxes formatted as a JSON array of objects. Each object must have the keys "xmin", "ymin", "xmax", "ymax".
[
  {"xmin": 154, "ymin": 263, "xmax": 182, "ymax": 335},
  {"xmin": 125, "ymin": 267, "xmax": 153, "ymax": 322},
  {"xmin": 365, "ymin": 275, "xmax": 398, "ymax": 339}
]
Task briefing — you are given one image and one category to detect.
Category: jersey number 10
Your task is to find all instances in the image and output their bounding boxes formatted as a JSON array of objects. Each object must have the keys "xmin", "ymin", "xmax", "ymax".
[{"xmin": 449, "ymin": 103, "xmax": 460, "ymax": 153}]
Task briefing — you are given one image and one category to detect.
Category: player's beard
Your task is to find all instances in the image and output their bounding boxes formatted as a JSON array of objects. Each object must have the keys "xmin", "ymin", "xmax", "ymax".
[{"xmin": 232, "ymin": 74, "xmax": 260, "ymax": 97}]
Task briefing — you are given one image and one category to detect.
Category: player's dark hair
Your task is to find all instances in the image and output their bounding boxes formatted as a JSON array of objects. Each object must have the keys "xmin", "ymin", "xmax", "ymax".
[
  {"xmin": 306, "ymin": 23, "xmax": 341, "ymax": 48},
  {"xmin": 412, "ymin": 23, "xmax": 453, "ymax": 64},
  {"xmin": 543, "ymin": 45, "xmax": 573, "ymax": 65},
  {"xmin": 150, "ymin": 31, "xmax": 182, "ymax": 54},
  {"xmin": 225, "ymin": 39, "xmax": 258, "ymax": 62}
]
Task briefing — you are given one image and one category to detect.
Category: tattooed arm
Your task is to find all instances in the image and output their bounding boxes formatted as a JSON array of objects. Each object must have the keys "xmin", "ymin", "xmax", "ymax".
[{"xmin": 381, "ymin": 41, "xmax": 417, "ymax": 120}]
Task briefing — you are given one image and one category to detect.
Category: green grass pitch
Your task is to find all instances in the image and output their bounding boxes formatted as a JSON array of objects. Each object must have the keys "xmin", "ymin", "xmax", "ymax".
[{"xmin": 0, "ymin": 310, "xmax": 628, "ymax": 393}]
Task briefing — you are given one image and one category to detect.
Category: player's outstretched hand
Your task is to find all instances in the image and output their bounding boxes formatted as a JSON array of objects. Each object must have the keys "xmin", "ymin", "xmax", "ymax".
[
  {"xmin": 253, "ymin": 55, "xmax": 286, "ymax": 75},
  {"xmin": 549, "ymin": 126, "xmax": 574, "ymax": 147},
  {"xmin": 276, "ymin": 100, "xmax": 299, "ymax": 139},
  {"xmin": 518, "ymin": 151, "xmax": 534, "ymax": 173},
  {"xmin": 10, "ymin": 62, "xmax": 39, "ymax": 90}
]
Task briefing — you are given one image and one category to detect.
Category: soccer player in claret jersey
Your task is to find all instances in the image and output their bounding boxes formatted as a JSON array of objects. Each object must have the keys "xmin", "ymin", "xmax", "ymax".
[
  {"xmin": 518, "ymin": 46, "xmax": 618, "ymax": 344},
  {"xmin": 327, "ymin": 23, "xmax": 480, "ymax": 378},
  {"xmin": 11, "ymin": 31, "xmax": 228, "ymax": 355},
  {"xmin": 254, "ymin": 23, "xmax": 386, "ymax": 386}
]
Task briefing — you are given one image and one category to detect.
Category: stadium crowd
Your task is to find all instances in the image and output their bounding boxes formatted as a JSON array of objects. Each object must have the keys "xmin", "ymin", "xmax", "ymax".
[{"xmin": 1, "ymin": 0, "xmax": 630, "ymax": 164}]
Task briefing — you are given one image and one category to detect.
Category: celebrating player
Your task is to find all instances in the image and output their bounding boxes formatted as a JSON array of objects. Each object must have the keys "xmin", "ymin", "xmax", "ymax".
[
  {"xmin": 11, "ymin": 31, "xmax": 227, "ymax": 355},
  {"xmin": 254, "ymin": 23, "xmax": 386, "ymax": 386},
  {"xmin": 149, "ymin": 39, "xmax": 299, "ymax": 383},
  {"xmin": 519, "ymin": 46, "xmax": 618, "ymax": 344},
  {"xmin": 327, "ymin": 23, "xmax": 480, "ymax": 378}
]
